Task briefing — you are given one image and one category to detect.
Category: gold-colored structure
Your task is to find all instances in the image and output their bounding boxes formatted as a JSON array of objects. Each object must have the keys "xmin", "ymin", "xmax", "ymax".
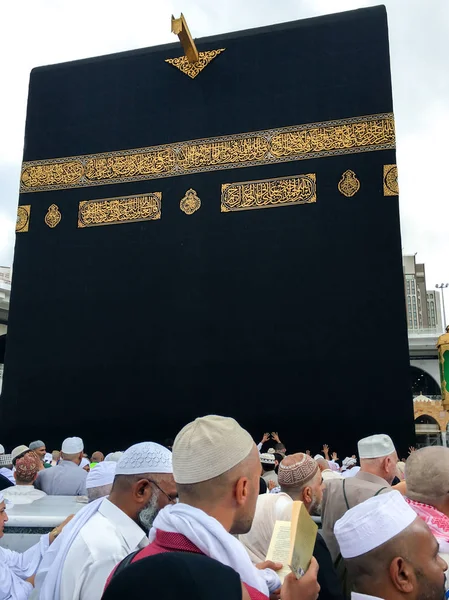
[
  {"xmin": 437, "ymin": 326, "xmax": 449, "ymax": 409},
  {"xmin": 78, "ymin": 192, "xmax": 161, "ymax": 227},
  {"xmin": 180, "ymin": 189, "xmax": 201, "ymax": 215},
  {"xmin": 171, "ymin": 14, "xmax": 199, "ymax": 63},
  {"xmin": 16, "ymin": 205, "xmax": 31, "ymax": 233},
  {"xmin": 45, "ymin": 204, "xmax": 61, "ymax": 228},
  {"xmin": 338, "ymin": 170, "xmax": 360, "ymax": 197},
  {"xmin": 413, "ymin": 395, "xmax": 449, "ymax": 433},
  {"xmin": 383, "ymin": 164, "xmax": 399, "ymax": 196}
]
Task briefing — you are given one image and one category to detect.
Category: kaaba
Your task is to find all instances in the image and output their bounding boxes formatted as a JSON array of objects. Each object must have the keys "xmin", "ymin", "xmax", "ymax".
[{"xmin": 1, "ymin": 6, "xmax": 414, "ymax": 455}]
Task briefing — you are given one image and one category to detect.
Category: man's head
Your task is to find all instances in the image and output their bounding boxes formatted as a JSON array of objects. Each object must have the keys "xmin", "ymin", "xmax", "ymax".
[
  {"xmin": 0, "ymin": 493, "xmax": 8, "ymax": 538},
  {"xmin": 86, "ymin": 461, "xmax": 117, "ymax": 502},
  {"xmin": 11, "ymin": 445, "xmax": 30, "ymax": 466},
  {"xmin": 14, "ymin": 452, "xmax": 40, "ymax": 486},
  {"xmin": 173, "ymin": 415, "xmax": 260, "ymax": 535},
  {"xmin": 335, "ymin": 491, "xmax": 447, "ymax": 600},
  {"xmin": 29, "ymin": 440, "xmax": 46, "ymax": 461},
  {"xmin": 61, "ymin": 437, "xmax": 84, "ymax": 465},
  {"xmin": 260, "ymin": 453, "xmax": 276, "ymax": 473},
  {"xmin": 110, "ymin": 442, "xmax": 175, "ymax": 530},
  {"xmin": 358, "ymin": 434, "xmax": 398, "ymax": 485},
  {"xmin": 52, "ymin": 450, "xmax": 61, "ymax": 462},
  {"xmin": 278, "ymin": 453, "xmax": 324, "ymax": 516},
  {"xmin": 406, "ymin": 447, "xmax": 449, "ymax": 516},
  {"xmin": 91, "ymin": 451, "xmax": 104, "ymax": 464},
  {"xmin": 316, "ymin": 457, "xmax": 331, "ymax": 472}
]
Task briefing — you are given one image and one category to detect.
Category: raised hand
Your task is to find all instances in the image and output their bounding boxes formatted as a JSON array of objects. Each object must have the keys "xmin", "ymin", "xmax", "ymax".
[
  {"xmin": 271, "ymin": 432, "xmax": 281, "ymax": 443},
  {"xmin": 408, "ymin": 446, "xmax": 416, "ymax": 454},
  {"xmin": 322, "ymin": 444, "xmax": 330, "ymax": 459},
  {"xmin": 262, "ymin": 432, "xmax": 271, "ymax": 444},
  {"xmin": 306, "ymin": 450, "xmax": 311, "ymax": 456}
]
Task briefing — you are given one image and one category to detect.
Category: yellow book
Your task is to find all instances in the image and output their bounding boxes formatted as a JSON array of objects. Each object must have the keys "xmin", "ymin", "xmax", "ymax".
[{"xmin": 265, "ymin": 501, "xmax": 318, "ymax": 582}]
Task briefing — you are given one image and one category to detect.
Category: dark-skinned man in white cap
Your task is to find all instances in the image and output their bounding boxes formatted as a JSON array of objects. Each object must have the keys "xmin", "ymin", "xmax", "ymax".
[
  {"xmin": 118, "ymin": 415, "xmax": 320, "ymax": 600},
  {"xmin": 322, "ymin": 434, "xmax": 398, "ymax": 563},
  {"xmin": 334, "ymin": 491, "xmax": 447, "ymax": 600},
  {"xmin": 35, "ymin": 441, "xmax": 176, "ymax": 600}
]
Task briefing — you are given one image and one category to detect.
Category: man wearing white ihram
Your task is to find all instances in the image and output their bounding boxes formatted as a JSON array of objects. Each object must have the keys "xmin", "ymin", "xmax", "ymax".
[
  {"xmin": 34, "ymin": 441, "xmax": 176, "ymax": 600},
  {"xmin": 0, "ymin": 491, "xmax": 71, "ymax": 600}
]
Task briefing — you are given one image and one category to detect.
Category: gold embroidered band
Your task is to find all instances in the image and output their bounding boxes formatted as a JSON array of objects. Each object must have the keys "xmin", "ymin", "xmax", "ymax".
[
  {"xmin": 21, "ymin": 113, "xmax": 395, "ymax": 194},
  {"xmin": 78, "ymin": 192, "xmax": 161, "ymax": 228},
  {"xmin": 16, "ymin": 205, "xmax": 31, "ymax": 232},
  {"xmin": 221, "ymin": 174, "xmax": 316, "ymax": 212},
  {"xmin": 383, "ymin": 164, "xmax": 399, "ymax": 196}
]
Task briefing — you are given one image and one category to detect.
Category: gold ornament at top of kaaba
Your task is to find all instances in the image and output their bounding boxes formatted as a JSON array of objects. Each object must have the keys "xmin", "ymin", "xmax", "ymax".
[
  {"xmin": 167, "ymin": 14, "xmax": 225, "ymax": 79},
  {"xmin": 338, "ymin": 170, "xmax": 360, "ymax": 197},
  {"xmin": 16, "ymin": 205, "xmax": 31, "ymax": 233},
  {"xmin": 45, "ymin": 204, "xmax": 62, "ymax": 228},
  {"xmin": 383, "ymin": 164, "xmax": 399, "ymax": 196},
  {"xmin": 180, "ymin": 189, "xmax": 201, "ymax": 215}
]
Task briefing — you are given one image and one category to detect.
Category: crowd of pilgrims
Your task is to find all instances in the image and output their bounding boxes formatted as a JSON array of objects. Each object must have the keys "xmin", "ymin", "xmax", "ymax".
[{"xmin": 0, "ymin": 415, "xmax": 448, "ymax": 600}]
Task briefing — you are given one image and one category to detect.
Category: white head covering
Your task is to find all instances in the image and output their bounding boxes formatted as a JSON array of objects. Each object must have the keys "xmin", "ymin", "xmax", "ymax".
[
  {"xmin": 61, "ymin": 437, "xmax": 84, "ymax": 454},
  {"xmin": 314, "ymin": 454, "xmax": 324, "ymax": 461},
  {"xmin": 105, "ymin": 451, "xmax": 123, "ymax": 462},
  {"xmin": 342, "ymin": 457, "xmax": 357, "ymax": 470},
  {"xmin": 80, "ymin": 458, "xmax": 90, "ymax": 469},
  {"xmin": 358, "ymin": 434, "xmax": 395, "ymax": 459},
  {"xmin": 334, "ymin": 491, "xmax": 417, "ymax": 559},
  {"xmin": 11, "ymin": 445, "xmax": 29, "ymax": 462},
  {"xmin": 260, "ymin": 453, "xmax": 276, "ymax": 465},
  {"xmin": 0, "ymin": 444, "xmax": 4, "ymax": 454},
  {"xmin": 116, "ymin": 442, "xmax": 172, "ymax": 475},
  {"xmin": 86, "ymin": 461, "xmax": 116, "ymax": 489},
  {"xmin": 0, "ymin": 492, "xmax": 3, "ymax": 503},
  {"xmin": 29, "ymin": 440, "xmax": 45, "ymax": 451},
  {"xmin": 173, "ymin": 415, "xmax": 254, "ymax": 484},
  {"xmin": 44, "ymin": 452, "xmax": 53, "ymax": 464},
  {"xmin": 239, "ymin": 493, "xmax": 293, "ymax": 563}
]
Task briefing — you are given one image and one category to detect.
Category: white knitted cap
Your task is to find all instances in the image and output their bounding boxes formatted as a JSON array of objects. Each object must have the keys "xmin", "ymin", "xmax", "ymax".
[
  {"xmin": 334, "ymin": 491, "xmax": 417, "ymax": 558},
  {"xmin": 61, "ymin": 437, "xmax": 84, "ymax": 454},
  {"xmin": 358, "ymin": 434, "xmax": 395, "ymax": 459},
  {"xmin": 173, "ymin": 415, "xmax": 255, "ymax": 484},
  {"xmin": 116, "ymin": 442, "xmax": 172, "ymax": 475}
]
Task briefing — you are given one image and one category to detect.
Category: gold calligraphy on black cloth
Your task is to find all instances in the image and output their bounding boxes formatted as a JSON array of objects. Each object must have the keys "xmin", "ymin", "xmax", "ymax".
[
  {"xmin": 21, "ymin": 113, "xmax": 395, "ymax": 193},
  {"xmin": 78, "ymin": 193, "xmax": 161, "ymax": 228},
  {"xmin": 221, "ymin": 174, "xmax": 316, "ymax": 212}
]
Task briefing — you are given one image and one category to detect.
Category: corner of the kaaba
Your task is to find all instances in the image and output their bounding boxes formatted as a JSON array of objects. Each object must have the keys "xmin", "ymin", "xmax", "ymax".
[{"xmin": 0, "ymin": 5, "xmax": 415, "ymax": 456}]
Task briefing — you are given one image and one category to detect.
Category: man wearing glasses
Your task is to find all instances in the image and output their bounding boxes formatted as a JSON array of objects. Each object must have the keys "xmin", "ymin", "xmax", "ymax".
[{"xmin": 35, "ymin": 442, "xmax": 176, "ymax": 600}]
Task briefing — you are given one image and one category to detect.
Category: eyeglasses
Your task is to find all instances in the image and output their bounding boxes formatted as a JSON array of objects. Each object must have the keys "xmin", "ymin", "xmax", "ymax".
[{"xmin": 146, "ymin": 479, "xmax": 178, "ymax": 504}]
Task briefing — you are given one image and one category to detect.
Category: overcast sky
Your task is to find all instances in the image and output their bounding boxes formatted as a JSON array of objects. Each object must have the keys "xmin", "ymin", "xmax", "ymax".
[{"xmin": 1, "ymin": 0, "xmax": 448, "ymax": 293}]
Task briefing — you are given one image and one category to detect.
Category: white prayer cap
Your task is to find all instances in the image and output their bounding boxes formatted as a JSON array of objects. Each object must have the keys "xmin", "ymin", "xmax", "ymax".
[
  {"xmin": 0, "ymin": 492, "xmax": 3, "ymax": 504},
  {"xmin": 173, "ymin": 415, "xmax": 254, "ymax": 484},
  {"xmin": 29, "ymin": 440, "xmax": 45, "ymax": 451},
  {"xmin": 0, "ymin": 444, "xmax": 4, "ymax": 454},
  {"xmin": 260, "ymin": 453, "xmax": 276, "ymax": 465},
  {"xmin": 11, "ymin": 445, "xmax": 30, "ymax": 463},
  {"xmin": 267, "ymin": 448, "xmax": 276, "ymax": 454},
  {"xmin": 86, "ymin": 461, "xmax": 117, "ymax": 489},
  {"xmin": 116, "ymin": 442, "xmax": 173, "ymax": 476},
  {"xmin": 61, "ymin": 437, "xmax": 84, "ymax": 454},
  {"xmin": 342, "ymin": 457, "xmax": 357, "ymax": 469},
  {"xmin": 335, "ymin": 491, "xmax": 417, "ymax": 559},
  {"xmin": 80, "ymin": 458, "xmax": 90, "ymax": 469},
  {"xmin": 314, "ymin": 454, "xmax": 324, "ymax": 461},
  {"xmin": 358, "ymin": 434, "xmax": 395, "ymax": 459},
  {"xmin": 105, "ymin": 451, "xmax": 123, "ymax": 462}
]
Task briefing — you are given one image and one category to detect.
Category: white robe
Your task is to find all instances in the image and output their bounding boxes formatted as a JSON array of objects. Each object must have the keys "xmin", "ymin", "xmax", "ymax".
[{"xmin": 0, "ymin": 535, "xmax": 49, "ymax": 600}]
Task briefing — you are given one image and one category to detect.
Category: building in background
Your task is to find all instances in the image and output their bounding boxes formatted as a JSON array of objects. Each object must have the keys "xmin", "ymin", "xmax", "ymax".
[
  {"xmin": 0, "ymin": 266, "xmax": 11, "ymax": 394},
  {"xmin": 403, "ymin": 255, "xmax": 443, "ymax": 332}
]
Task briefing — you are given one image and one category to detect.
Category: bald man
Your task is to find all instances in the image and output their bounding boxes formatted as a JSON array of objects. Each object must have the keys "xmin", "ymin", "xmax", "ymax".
[{"xmin": 405, "ymin": 446, "xmax": 449, "ymax": 566}]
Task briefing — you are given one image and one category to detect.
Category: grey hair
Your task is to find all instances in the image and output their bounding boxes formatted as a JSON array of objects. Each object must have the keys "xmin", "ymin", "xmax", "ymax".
[
  {"xmin": 406, "ymin": 446, "xmax": 449, "ymax": 505},
  {"xmin": 87, "ymin": 484, "xmax": 113, "ymax": 502}
]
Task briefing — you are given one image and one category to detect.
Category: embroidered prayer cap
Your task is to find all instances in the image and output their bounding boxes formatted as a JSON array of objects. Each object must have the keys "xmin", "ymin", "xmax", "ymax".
[
  {"xmin": 267, "ymin": 448, "xmax": 276, "ymax": 455},
  {"xmin": 29, "ymin": 440, "xmax": 45, "ymax": 451},
  {"xmin": 11, "ymin": 445, "xmax": 30, "ymax": 463},
  {"xmin": 105, "ymin": 451, "xmax": 123, "ymax": 462},
  {"xmin": 172, "ymin": 415, "xmax": 254, "ymax": 484},
  {"xmin": 0, "ymin": 444, "xmax": 4, "ymax": 454},
  {"xmin": 260, "ymin": 453, "xmax": 276, "ymax": 465},
  {"xmin": 342, "ymin": 457, "xmax": 357, "ymax": 469},
  {"xmin": 358, "ymin": 434, "xmax": 395, "ymax": 459},
  {"xmin": 61, "ymin": 437, "xmax": 84, "ymax": 454},
  {"xmin": 86, "ymin": 461, "xmax": 117, "ymax": 489},
  {"xmin": 15, "ymin": 452, "xmax": 40, "ymax": 483},
  {"xmin": 116, "ymin": 442, "xmax": 173, "ymax": 476},
  {"xmin": 278, "ymin": 453, "xmax": 318, "ymax": 487},
  {"xmin": 335, "ymin": 491, "xmax": 417, "ymax": 559}
]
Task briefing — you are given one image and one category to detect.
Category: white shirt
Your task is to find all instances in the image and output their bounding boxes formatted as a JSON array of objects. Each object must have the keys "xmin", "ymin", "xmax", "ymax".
[
  {"xmin": 59, "ymin": 498, "xmax": 148, "ymax": 600},
  {"xmin": 3, "ymin": 485, "xmax": 47, "ymax": 505},
  {"xmin": 342, "ymin": 466, "xmax": 361, "ymax": 478},
  {"xmin": 352, "ymin": 593, "xmax": 383, "ymax": 600},
  {"xmin": 0, "ymin": 534, "xmax": 49, "ymax": 600}
]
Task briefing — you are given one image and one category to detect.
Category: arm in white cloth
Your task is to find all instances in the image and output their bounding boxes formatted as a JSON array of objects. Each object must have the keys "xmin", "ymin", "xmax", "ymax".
[{"xmin": 0, "ymin": 536, "xmax": 49, "ymax": 600}]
